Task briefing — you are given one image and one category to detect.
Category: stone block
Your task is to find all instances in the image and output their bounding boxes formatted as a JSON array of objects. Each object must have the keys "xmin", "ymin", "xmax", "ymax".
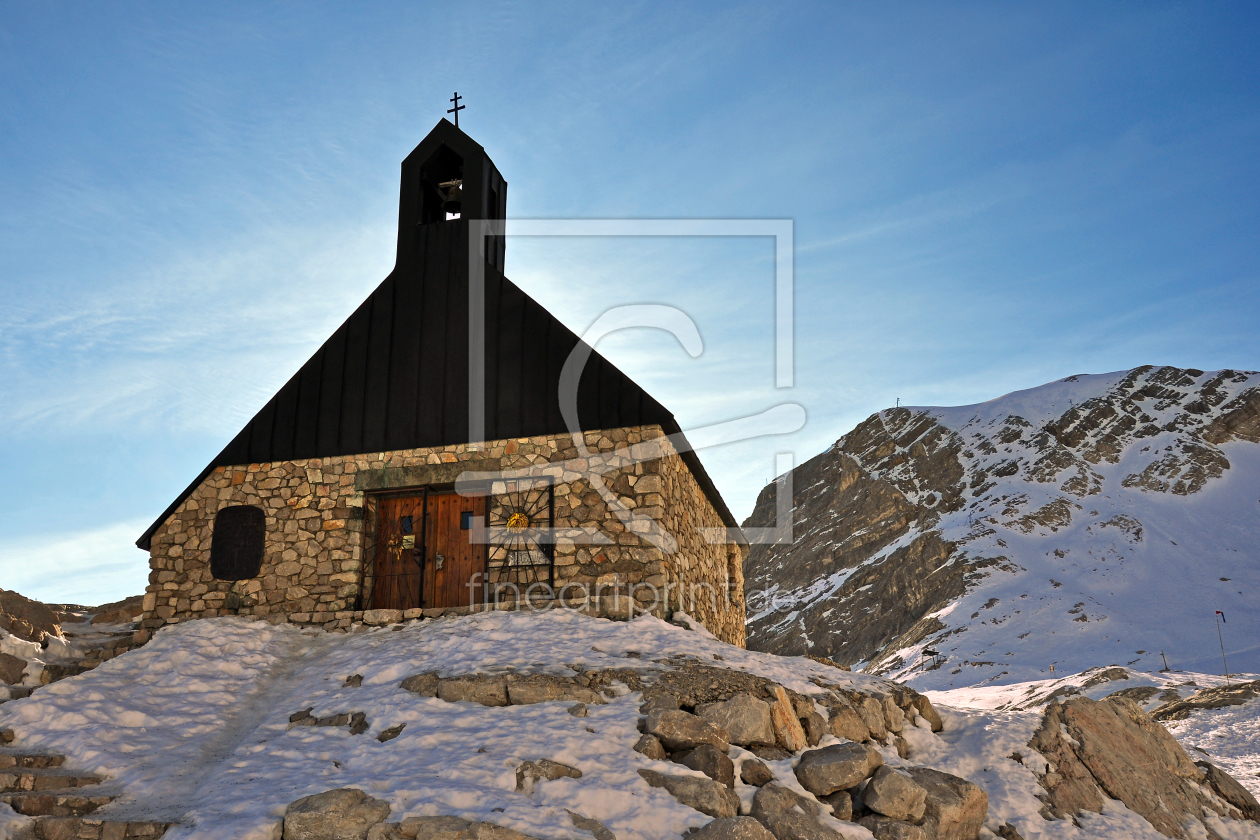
[
  {"xmin": 688, "ymin": 817, "xmax": 776, "ymax": 840},
  {"xmin": 362, "ymin": 609, "xmax": 401, "ymax": 626},
  {"xmin": 675, "ymin": 744, "xmax": 735, "ymax": 788},
  {"xmin": 399, "ymin": 673, "xmax": 439, "ymax": 696},
  {"xmin": 882, "ymin": 696, "xmax": 905, "ymax": 733},
  {"xmin": 633, "ymin": 734, "xmax": 667, "ymax": 761},
  {"xmin": 863, "ymin": 766, "xmax": 927, "ymax": 823},
  {"xmin": 638, "ymin": 769, "xmax": 739, "ymax": 818},
  {"xmin": 826, "ymin": 696, "xmax": 870, "ymax": 743},
  {"xmin": 437, "ymin": 676, "xmax": 509, "ymax": 707},
  {"xmin": 697, "ymin": 693, "xmax": 775, "ymax": 748},
  {"xmin": 905, "ymin": 768, "xmax": 987, "ymax": 840},
  {"xmin": 646, "ymin": 710, "xmax": 729, "ymax": 752},
  {"xmin": 769, "ymin": 686, "xmax": 807, "ymax": 753},
  {"xmin": 283, "ymin": 788, "xmax": 391, "ymax": 840},
  {"xmin": 793, "ymin": 742, "xmax": 883, "ymax": 796}
]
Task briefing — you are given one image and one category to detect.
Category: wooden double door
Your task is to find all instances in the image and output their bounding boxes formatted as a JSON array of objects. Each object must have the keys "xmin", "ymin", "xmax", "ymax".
[{"xmin": 372, "ymin": 491, "xmax": 486, "ymax": 610}]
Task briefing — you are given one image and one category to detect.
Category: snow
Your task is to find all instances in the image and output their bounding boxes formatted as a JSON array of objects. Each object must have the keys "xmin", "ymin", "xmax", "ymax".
[{"xmin": 2, "ymin": 610, "xmax": 1258, "ymax": 838}]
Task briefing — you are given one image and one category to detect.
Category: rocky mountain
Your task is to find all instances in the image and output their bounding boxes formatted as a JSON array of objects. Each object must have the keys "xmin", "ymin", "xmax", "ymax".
[{"xmin": 742, "ymin": 365, "xmax": 1260, "ymax": 690}]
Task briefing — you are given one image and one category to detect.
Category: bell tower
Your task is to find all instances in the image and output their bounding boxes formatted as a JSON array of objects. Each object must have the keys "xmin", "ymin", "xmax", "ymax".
[{"xmin": 396, "ymin": 118, "xmax": 507, "ymax": 273}]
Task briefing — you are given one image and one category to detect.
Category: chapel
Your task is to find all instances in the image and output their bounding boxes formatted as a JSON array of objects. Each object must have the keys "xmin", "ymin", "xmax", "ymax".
[{"xmin": 135, "ymin": 118, "xmax": 747, "ymax": 645}]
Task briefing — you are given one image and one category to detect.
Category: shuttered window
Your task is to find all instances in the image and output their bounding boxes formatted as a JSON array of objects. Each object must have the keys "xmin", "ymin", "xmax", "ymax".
[{"xmin": 210, "ymin": 505, "xmax": 266, "ymax": 580}]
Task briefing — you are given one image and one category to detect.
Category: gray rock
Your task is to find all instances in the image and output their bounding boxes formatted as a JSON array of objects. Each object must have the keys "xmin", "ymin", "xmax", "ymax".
[
  {"xmin": 854, "ymin": 696, "xmax": 887, "ymax": 741},
  {"xmin": 824, "ymin": 697, "xmax": 870, "ymax": 743},
  {"xmin": 750, "ymin": 784, "xmax": 821, "ymax": 822},
  {"xmin": 912, "ymin": 700, "xmax": 942, "ymax": 730},
  {"xmin": 905, "ymin": 768, "xmax": 987, "ymax": 840},
  {"xmin": 462, "ymin": 823, "xmax": 548, "ymax": 839},
  {"xmin": 515, "ymin": 759, "xmax": 581, "ymax": 793},
  {"xmin": 857, "ymin": 815, "xmax": 928, "ymax": 840},
  {"xmin": 399, "ymin": 673, "xmax": 440, "ymax": 697},
  {"xmin": 376, "ymin": 724, "xmax": 405, "ymax": 743},
  {"xmin": 794, "ymin": 742, "xmax": 883, "ymax": 796},
  {"xmin": 348, "ymin": 712, "xmax": 369, "ymax": 736},
  {"xmin": 507, "ymin": 676, "xmax": 603, "ymax": 706},
  {"xmin": 633, "ymin": 734, "xmax": 667, "ymax": 761},
  {"xmin": 881, "ymin": 697, "xmax": 905, "ymax": 734},
  {"xmin": 393, "ymin": 816, "xmax": 469, "ymax": 840},
  {"xmin": 751, "ymin": 746, "xmax": 791, "ymax": 762},
  {"xmin": 640, "ymin": 693, "xmax": 681, "ymax": 715},
  {"xmin": 567, "ymin": 810, "xmax": 616, "ymax": 840},
  {"xmin": 568, "ymin": 703, "xmax": 588, "ymax": 717},
  {"xmin": 1198, "ymin": 761, "xmax": 1260, "ymax": 821},
  {"xmin": 438, "ymin": 676, "xmax": 509, "ymax": 707},
  {"xmin": 863, "ymin": 767, "xmax": 926, "ymax": 823},
  {"xmin": 697, "ymin": 693, "xmax": 775, "ymax": 747},
  {"xmin": 819, "ymin": 790, "xmax": 851, "ymax": 821},
  {"xmin": 802, "ymin": 713, "xmax": 826, "ymax": 747},
  {"xmin": 645, "ymin": 710, "xmax": 730, "ymax": 752},
  {"xmin": 0, "ymin": 653, "xmax": 27, "ymax": 686},
  {"xmin": 362, "ymin": 609, "xmax": 402, "ymax": 626},
  {"xmin": 284, "ymin": 788, "xmax": 391, "ymax": 840},
  {"xmin": 638, "ymin": 769, "xmax": 739, "ymax": 818},
  {"xmin": 758, "ymin": 810, "xmax": 845, "ymax": 840},
  {"xmin": 740, "ymin": 759, "xmax": 775, "ymax": 787},
  {"xmin": 688, "ymin": 817, "xmax": 776, "ymax": 840},
  {"xmin": 676, "ymin": 744, "xmax": 735, "ymax": 789},
  {"xmin": 344, "ymin": 674, "xmax": 363, "ymax": 687}
]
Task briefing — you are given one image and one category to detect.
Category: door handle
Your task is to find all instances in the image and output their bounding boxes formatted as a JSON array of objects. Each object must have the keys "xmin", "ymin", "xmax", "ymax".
[{"xmin": 435, "ymin": 554, "xmax": 445, "ymax": 570}]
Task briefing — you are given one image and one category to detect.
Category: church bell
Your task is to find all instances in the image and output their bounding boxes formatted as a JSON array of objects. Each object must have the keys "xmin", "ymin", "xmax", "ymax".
[{"xmin": 439, "ymin": 179, "xmax": 463, "ymax": 215}]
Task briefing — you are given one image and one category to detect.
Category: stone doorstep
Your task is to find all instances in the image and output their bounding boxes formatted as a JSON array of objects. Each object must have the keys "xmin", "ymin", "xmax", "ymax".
[
  {"xmin": 33, "ymin": 817, "xmax": 174, "ymax": 839},
  {"xmin": 288, "ymin": 594, "xmax": 665, "ymax": 628}
]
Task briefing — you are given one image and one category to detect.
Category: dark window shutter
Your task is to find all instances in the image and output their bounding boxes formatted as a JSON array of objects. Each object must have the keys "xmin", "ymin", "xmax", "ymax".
[{"xmin": 210, "ymin": 505, "xmax": 266, "ymax": 580}]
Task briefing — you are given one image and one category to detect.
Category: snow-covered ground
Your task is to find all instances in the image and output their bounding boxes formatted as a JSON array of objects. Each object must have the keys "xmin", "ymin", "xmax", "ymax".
[{"xmin": 0, "ymin": 611, "xmax": 1256, "ymax": 840}]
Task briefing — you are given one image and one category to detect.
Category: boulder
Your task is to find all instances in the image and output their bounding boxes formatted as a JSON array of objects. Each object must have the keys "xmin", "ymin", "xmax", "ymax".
[
  {"xmin": 824, "ymin": 697, "xmax": 870, "ymax": 743},
  {"xmin": 750, "ymin": 783, "xmax": 821, "ymax": 821},
  {"xmin": 802, "ymin": 713, "xmax": 826, "ymax": 747},
  {"xmin": 1197, "ymin": 761, "xmax": 1260, "ymax": 821},
  {"xmin": 857, "ymin": 816, "xmax": 928, "ymax": 840},
  {"xmin": 633, "ymin": 734, "xmax": 667, "ymax": 761},
  {"xmin": 284, "ymin": 788, "xmax": 391, "ymax": 840},
  {"xmin": 794, "ymin": 742, "xmax": 882, "ymax": 796},
  {"xmin": 853, "ymin": 695, "xmax": 887, "ymax": 741},
  {"xmin": 515, "ymin": 759, "xmax": 581, "ymax": 793},
  {"xmin": 0, "ymin": 653, "xmax": 27, "ymax": 685},
  {"xmin": 376, "ymin": 724, "xmax": 405, "ymax": 743},
  {"xmin": 437, "ymin": 676, "xmax": 509, "ymax": 707},
  {"xmin": 0, "ymin": 589, "xmax": 61, "ymax": 645},
  {"xmin": 676, "ymin": 744, "xmax": 735, "ymax": 788},
  {"xmin": 740, "ymin": 759, "xmax": 775, "ymax": 787},
  {"xmin": 399, "ymin": 673, "xmax": 440, "ymax": 697},
  {"xmin": 757, "ymin": 810, "xmax": 846, "ymax": 840},
  {"xmin": 566, "ymin": 810, "xmax": 615, "ymax": 840},
  {"xmin": 769, "ymin": 686, "xmax": 808, "ymax": 753},
  {"xmin": 1028, "ymin": 696, "xmax": 1241, "ymax": 837},
  {"xmin": 640, "ymin": 693, "xmax": 681, "ymax": 715},
  {"xmin": 819, "ymin": 790, "xmax": 851, "ymax": 821},
  {"xmin": 905, "ymin": 768, "xmax": 987, "ymax": 840},
  {"xmin": 638, "ymin": 769, "xmax": 739, "ymax": 818},
  {"xmin": 88, "ymin": 595, "xmax": 144, "ymax": 625},
  {"xmin": 645, "ymin": 710, "xmax": 729, "ymax": 752},
  {"xmin": 863, "ymin": 767, "xmax": 926, "ymax": 823},
  {"xmin": 881, "ymin": 696, "xmax": 905, "ymax": 734},
  {"xmin": 697, "ymin": 693, "xmax": 775, "ymax": 747},
  {"xmin": 688, "ymin": 817, "xmax": 776, "ymax": 840},
  {"xmin": 368, "ymin": 816, "xmax": 469, "ymax": 840}
]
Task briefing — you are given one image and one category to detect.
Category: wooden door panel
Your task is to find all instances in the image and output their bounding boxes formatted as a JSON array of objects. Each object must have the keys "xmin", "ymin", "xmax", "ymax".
[
  {"xmin": 424, "ymin": 493, "xmax": 486, "ymax": 609},
  {"xmin": 371, "ymin": 495, "xmax": 424, "ymax": 610}
]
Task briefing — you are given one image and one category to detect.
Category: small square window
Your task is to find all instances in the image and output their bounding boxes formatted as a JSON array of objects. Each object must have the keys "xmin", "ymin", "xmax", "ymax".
[{"xmin": 460, "ymin": 511, "xmax": 475, "ymax": 530}]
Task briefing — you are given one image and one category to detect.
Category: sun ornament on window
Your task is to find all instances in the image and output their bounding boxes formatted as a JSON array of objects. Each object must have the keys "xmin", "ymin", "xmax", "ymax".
[{"xmin": 486, "ymin": 478, "xmax": 554, "ymax": 591}]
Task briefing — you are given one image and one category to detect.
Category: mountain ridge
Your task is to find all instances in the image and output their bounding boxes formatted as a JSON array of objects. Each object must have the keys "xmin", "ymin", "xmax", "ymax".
[{"xmin": 742, "ymin": 365, "xmax": 1260, "ymax": 690}]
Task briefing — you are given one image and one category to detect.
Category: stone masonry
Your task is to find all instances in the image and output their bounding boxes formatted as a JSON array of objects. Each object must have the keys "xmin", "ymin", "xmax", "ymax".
[{"xmin": 140, "ymin": 424, "xmax": 746, "ymax": 645}]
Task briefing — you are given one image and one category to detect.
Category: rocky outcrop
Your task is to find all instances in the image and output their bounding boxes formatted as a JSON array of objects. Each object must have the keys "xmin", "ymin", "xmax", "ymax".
[
  {"xmin": 0, "ymin": 589, "xmax": 62, "ymax": 646},
  {"xmin": 742, "ymin": 366, "xmax": 1260, "ymax": 681},
  {"xmin": 282, "ymin": 788, "xmax": 391, "ymax": 840},
  {"xmin": 1028, "ymin": 695, "xmax": 1259, "ymax": 837}
]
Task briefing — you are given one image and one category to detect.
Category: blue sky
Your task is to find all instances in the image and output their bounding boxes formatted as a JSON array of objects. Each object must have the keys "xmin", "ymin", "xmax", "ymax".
[{"xmin": 2, "ymin": 2, "xmax": 1258, "ymax": 604}]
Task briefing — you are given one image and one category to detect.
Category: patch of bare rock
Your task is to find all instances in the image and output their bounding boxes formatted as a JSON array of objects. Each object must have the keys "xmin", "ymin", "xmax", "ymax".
[{"xmin": 1028, "ymin": 694, "xmax": 1260, "ymax": 838}]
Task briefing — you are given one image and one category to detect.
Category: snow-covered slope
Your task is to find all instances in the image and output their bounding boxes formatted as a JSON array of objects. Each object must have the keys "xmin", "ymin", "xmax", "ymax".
[
  {"xmin": 3, "ymin": 612, "xmax": 1258, "ymax": 840},
  {"xmin": 743, "ymin": 365, "xmax": 1260, "ymax": 690}
]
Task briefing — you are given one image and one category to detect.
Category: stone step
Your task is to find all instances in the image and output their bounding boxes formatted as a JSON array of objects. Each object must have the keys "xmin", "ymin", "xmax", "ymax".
[
  {"xmin": 0, "ymin": 768, "xmax": 103, "ymax": 793},
  {"xmin": 0, "ymin": 753, "xmax": 66, "ymax": 769},
  {"xmin": 0, "ymin": 789, "xmax": 114, "ymax": 817},
  {"xmin": 34, "ymin": 817, "xmax": 174, "ymax": 840}
]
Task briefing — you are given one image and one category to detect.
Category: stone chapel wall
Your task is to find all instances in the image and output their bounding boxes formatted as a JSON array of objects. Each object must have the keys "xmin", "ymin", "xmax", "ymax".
[{"xmin": 139, "ymin": 425, "xmax": 746, "ymax": 645}]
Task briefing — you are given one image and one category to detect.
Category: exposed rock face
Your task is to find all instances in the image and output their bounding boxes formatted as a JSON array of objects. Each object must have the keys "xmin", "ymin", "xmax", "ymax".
[
  {"xmin": 1028, "ymin": 696, "xmax": 1258, "ymax": 837},
  {"xmin": 742, "ymin": 366, "xmax": 1260, "ymax": 683},
  {"xmin": 283, "ymin": 788, "xmax": 391, "ymax": 840},
  {"xmin": 0, "ymin": 589, "xmax": 62, "ymax": 646}
]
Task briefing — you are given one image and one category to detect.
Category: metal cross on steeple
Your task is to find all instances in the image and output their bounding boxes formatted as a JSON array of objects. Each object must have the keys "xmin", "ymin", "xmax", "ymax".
[{"xmin": 448, "ymin": 92, "xmax": 465, "ymax": 127}]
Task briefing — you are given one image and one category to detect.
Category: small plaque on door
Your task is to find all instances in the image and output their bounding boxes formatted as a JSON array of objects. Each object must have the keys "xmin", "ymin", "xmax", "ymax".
[{"xmin": 401, "ymin": 535, "xmax": 415, "ymax": 549}]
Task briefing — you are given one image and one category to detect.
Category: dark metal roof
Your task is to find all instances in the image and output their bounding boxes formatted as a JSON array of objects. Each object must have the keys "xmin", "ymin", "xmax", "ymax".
[{"xmin": 137, "ymin": 121, "xmax": 740, "ymax": 550}]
